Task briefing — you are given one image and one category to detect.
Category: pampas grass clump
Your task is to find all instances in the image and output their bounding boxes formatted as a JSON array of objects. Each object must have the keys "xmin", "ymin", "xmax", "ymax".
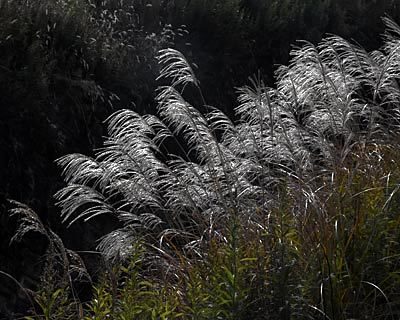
[{"xmin": 19, "ymin": 17, "xmax": 400, "ymax": 319}]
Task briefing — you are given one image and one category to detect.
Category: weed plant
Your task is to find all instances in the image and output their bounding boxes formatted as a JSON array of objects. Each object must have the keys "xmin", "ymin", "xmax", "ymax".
[{"xmin": 11, "ymin": 16, "xmax": 400, "ymax": 320}]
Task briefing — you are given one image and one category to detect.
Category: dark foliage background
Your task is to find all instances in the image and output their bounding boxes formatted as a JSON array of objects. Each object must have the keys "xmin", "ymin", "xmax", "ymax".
[{"xmin": 1, "ymin": 0, "xmax": 400, "ymax": 317}]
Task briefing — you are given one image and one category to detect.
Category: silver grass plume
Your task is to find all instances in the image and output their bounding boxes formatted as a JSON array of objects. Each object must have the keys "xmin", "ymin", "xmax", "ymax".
[
  {"xmin": 9, "ymin": 200, "xmax": 47, "ymax": 244},
  {"xmin": 9, "ymin": 201, "xmax": 90, "ymax": 285},
  {"xmin": 157, "ymin": 48, "xmax": 200, "ymax": 89}
]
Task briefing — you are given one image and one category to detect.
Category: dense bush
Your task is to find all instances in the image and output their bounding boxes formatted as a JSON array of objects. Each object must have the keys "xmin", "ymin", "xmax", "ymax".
[{"xmin": 0, "ymin": 0, "xmax": 175, "ymax": 208}]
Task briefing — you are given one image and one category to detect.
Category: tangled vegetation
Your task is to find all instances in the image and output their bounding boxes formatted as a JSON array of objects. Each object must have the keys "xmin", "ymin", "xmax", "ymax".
[
  {"xmin": 6, "ymin": 16, "xmax": 400, "ymax": 319},
  {"xmin": 0, "ymin": 0, "xmax": 178, "ymax": 212}
]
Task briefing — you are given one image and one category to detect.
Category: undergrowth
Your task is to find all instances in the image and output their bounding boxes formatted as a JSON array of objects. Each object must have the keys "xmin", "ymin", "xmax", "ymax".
[{"xmin": 8, "ymin": 16, "xmax": 400, "ymax": 320}]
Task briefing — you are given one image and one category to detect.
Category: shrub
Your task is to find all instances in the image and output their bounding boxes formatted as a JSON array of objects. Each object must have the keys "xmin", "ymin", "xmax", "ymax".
[{"xmin": 0, "ymin": 0, "xmax": 176, "ymax": 211}]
